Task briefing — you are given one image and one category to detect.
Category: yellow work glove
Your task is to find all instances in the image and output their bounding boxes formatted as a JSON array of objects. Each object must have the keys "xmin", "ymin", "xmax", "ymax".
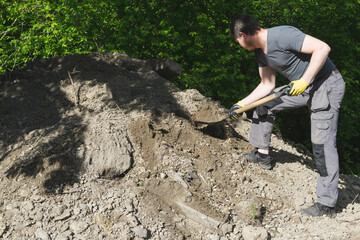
[
  {"xmin": 289, "ymin": 78, "xmax": 309, "ymax": 96},
  {"xmin": 229, "ymin": 101, "xmax": 245, "ymax": 120}
]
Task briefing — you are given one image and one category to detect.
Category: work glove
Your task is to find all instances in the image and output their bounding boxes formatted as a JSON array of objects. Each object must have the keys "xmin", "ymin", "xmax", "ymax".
[
  {"xmin": 229, "ymin": 101, "xmax": 245, "ymax": 120},
  {"xmin": 289, "ymin": 78, "xmax": 309, "ymax": 96}
]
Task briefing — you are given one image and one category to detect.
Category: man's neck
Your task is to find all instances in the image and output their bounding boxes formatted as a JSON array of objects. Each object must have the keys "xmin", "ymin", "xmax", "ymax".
[{"xmin": 257, "ymin": 28, "xmax": 268, "ymax": 53}]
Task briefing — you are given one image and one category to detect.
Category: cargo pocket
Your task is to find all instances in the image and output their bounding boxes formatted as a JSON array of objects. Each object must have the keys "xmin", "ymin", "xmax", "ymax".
[
  {"xmin": 311, "ymin": 112, "xmax": 334, "ymax": 144},
  {"xmin": 310, "ymin": 83, "xmax": 330, "ymax": 112}
]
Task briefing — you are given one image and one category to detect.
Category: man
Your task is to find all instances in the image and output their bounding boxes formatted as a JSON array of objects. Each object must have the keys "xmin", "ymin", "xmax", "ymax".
[{"xmin": 229, "ymin": 14, "xmax": 345, "ymax": 217}]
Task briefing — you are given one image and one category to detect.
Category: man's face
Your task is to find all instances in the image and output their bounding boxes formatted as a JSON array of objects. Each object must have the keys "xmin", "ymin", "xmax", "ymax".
[{"xmin": 236, "ymin": 34, "xmax": 256, "ymax": 51}]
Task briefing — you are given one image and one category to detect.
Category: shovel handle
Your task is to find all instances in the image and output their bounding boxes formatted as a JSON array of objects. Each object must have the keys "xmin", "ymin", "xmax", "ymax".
[{"xmin": 235, "ymin": 85, "xmax": 290, "ymax": 114}]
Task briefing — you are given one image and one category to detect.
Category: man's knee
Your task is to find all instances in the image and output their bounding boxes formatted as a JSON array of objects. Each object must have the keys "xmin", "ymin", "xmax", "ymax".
[{"xmin": 255, "ymin": 97, "xmax": 283, "ymax": 117}]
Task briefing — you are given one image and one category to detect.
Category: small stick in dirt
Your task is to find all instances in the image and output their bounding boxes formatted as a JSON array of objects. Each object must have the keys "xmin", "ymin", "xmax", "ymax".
[
  {"xmin": 115, "ymin": 103, "xmax": 126, "ymax": 116},
  {"xmin": 68, "ymin": 71, "xmax": 79, "ymax": 107},
  {"xmin": 142, "ymin": 94, "xmax": 153, "ymax": 110},
  {"xmin": 351, "ymin": 193, "xmax": 359, "ymax": 204},
  {"xmin": 238, "ymin": 161, "xmax": 244, "ymax": 171}
]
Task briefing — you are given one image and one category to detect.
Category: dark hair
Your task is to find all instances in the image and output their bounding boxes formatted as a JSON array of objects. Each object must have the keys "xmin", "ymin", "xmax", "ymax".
[{"xmin": 230, "ymin": 14, "xmax": 261, "ymax": 39}]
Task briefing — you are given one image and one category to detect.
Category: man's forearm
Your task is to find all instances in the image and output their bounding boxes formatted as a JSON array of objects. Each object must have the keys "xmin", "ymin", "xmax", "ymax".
[{"xmin": 241, "ymin": 82, "xmax": 274, "ymax": 105}]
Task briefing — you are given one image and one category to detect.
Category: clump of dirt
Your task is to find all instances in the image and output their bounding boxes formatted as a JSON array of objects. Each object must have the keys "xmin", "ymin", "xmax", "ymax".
[
  {"xmin": 0, "ymin": 52, "xmax": 359, "ymax": 240},
  {"xmin": 192, "ymin": 103, "xmax": 226, "ymax": 123}
]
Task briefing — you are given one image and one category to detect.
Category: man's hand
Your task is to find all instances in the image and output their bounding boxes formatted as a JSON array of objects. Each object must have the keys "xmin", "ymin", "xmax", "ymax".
[
  {"xmin": 289, "ymin": 78, "xmax": 309, "ymax": 96},
  {"xmin": 229, "ymin": 101, "xmax": 245, "ymax": 120}
]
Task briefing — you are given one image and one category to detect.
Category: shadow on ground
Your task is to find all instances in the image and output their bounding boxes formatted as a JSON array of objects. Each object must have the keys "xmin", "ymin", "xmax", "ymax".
[{"xmin": 0, "ymin": 53, "xmax": 188, "ymax": 193}]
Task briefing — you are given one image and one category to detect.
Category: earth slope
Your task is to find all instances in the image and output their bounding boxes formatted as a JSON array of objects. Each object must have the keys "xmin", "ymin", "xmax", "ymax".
[{"xmin": 0, "ymin": 53, "xmax": 359, "ymax": 240}]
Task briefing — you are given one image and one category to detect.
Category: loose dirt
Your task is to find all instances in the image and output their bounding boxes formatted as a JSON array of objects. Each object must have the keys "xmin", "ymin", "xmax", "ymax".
[{"xmin": 0, "ymin": 52, "xmax": 359, "ymax": 240}]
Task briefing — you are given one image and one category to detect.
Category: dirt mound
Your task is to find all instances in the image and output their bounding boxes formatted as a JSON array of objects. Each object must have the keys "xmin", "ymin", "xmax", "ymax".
[{"xmin": 0, "ymin": 52, "xmax": 359, "ymax": 239}]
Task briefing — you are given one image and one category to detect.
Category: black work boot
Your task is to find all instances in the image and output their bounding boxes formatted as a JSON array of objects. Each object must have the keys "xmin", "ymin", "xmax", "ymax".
[
  {"xmin": 245, "ymin": 149, "xmax": 272, "ymax": 170},
  {"xmin": 300, "ymin": 202, "xmax": 336, "ymax": 218}
]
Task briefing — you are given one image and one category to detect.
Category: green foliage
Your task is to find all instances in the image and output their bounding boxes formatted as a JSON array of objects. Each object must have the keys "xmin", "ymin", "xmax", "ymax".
[
  {"xmin": 1, "ymin": 0, "xmax": 359, "ymax": 175},
  {"xmin": 0, "ymin": 0, "xmax": 121, "ymax": 72},
  {"xmin": 249, "ymin": 204, "xmax": 261, "ymax": 219}
]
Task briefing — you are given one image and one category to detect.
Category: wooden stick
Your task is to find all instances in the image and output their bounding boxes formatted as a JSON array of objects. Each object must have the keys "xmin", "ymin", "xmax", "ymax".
[
  {"xmin": 352, "ymin": 193, "xmax": 359, "ymax": 204},
  {"xmin": 67, "ymin": 71, "xmax": 79, "ymax": 107},
  {"xmin": 235, "ymin": 94, "xmax": 277, "ymax": 114},
  {"xmin": 115, "ymin": 103, "xmax": 126, "ymax": 116},
  {"xmin": 235, "ymin": 85, "xmax": 290, "ymax": 114}
]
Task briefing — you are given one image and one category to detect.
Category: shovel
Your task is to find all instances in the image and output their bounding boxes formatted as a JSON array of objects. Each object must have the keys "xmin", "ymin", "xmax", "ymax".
[
  {"xmin": 233, "ymin": 85, "xmax": 291, "ymax": 116},
  {"xmin": 193, "ymin": 85, "xmax": 291, "ymax": 125}
]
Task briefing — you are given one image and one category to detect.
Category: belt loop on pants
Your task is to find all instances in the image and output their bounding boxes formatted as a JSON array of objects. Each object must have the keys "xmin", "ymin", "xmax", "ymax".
[{"xmin": 330, "ymin": 69, "xmax": 339, "ymax": 76}]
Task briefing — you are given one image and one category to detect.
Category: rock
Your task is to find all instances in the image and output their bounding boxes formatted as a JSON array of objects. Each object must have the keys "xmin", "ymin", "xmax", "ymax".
[
  {"xmin": 149, "ymin": 58, "xmax": 182, "ymax": 80},
  {"xmin": 60, "ymin": 222, "xmax": 70, "ymax": 233},
  {"xmin": 305, "ymin": 195, "xmax": 313, "ymax": 204},
  {"xmin": 175, "ymin": 201, "xmax": 221, "ymax": 229},
  {"xmin": 0, "ymin": 222, "xmax": 7, "ymax": 237},
  {"xmin": 207, "ymin": 234, "xmax": 220, "ymax": 240},
  {"xmin": 55, "ymin": 234, "xmax": 69, "ymax": 240},
  {"xmin": 70, "ymin": 221, "xmax": 89, "ymax": 234},
  {"xmin": 35, "ymin": 211, "xmax": 44, "ymax": 221},
  {"xmin": 54, "ymin": 205, "xmax": 67, "ymax": 216},
  {"xmin": 171, "ymin": 172, "xmax": 188, "ymax": 189},
  {"xmin": 73, "ymin": 207, "xmax": 81, "ymax": 215},
  {"xmin": 31, "ymin": 195, "xmax": 46, "ymax": 203},
  {"xmin": 290, "ymin": 215, "xmax": 302, "ymax": 224},
  {"xmin": 221, "ymin": 223, "xmax": 234, "ymax": 235},
  {"xmin": 352, "ymin": 184, "xmax": 360, "ymax": 191},
  {"xmin": 73, "ymin": 234, "xmax": 86, "ymax": 240},
  {"xmin": 126, "ymin": 214, "xmax": 140, "ymax": 227},
  {"xmin": 54, "ymin": 210, "xmax": 72, "ymax": 221},
  {"xmin": 132, "ymin": 225, "xmax": 150, "ymax": 239},
  {"xmin": 294, "ymin": 196, "xmax": 306, "ymax": 210},
  {"xmin": 124, "ymin": 199, "xmax": 134, "ymax": 213},
  {"xmin": 35, "ymin": 228, "xmax": 51, "ymax": 240},
  {"xmin": 23, "ymin": 200, "xmax": 35, "ymax": 211},
  {"xmin": 242, "ymin": 226, "xmax": 268, "ymax": 240},
  {"xmin": 84, "ymin": 114, "xmax": 134, "ymax": 179}
]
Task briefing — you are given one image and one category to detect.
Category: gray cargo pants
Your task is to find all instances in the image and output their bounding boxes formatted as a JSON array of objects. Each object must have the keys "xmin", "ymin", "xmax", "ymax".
[{"xmin": 249, "ymin": 71, "xmax": 345, "ymax": 207}]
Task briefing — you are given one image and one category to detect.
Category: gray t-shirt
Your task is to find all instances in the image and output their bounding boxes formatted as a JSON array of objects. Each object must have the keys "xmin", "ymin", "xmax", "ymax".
[{"xmin": 255, "ymin": 26, "xmax": 336, "ymax": 82}]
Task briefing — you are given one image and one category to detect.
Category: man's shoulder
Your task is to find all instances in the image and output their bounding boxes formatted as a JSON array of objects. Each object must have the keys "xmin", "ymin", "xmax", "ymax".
[
  {"xmin": 269, "ymin": 25, "xmax": 300, "ymax": 34},
  {"xmin": 268, "ymin": 25, "xmax": 305, "ymax": 47}
]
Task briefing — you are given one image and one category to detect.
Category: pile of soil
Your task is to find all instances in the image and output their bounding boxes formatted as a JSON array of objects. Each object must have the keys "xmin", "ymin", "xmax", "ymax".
[{"xmin": 0, "ymin": 53, "xmax": 359, "ymax": 240}]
